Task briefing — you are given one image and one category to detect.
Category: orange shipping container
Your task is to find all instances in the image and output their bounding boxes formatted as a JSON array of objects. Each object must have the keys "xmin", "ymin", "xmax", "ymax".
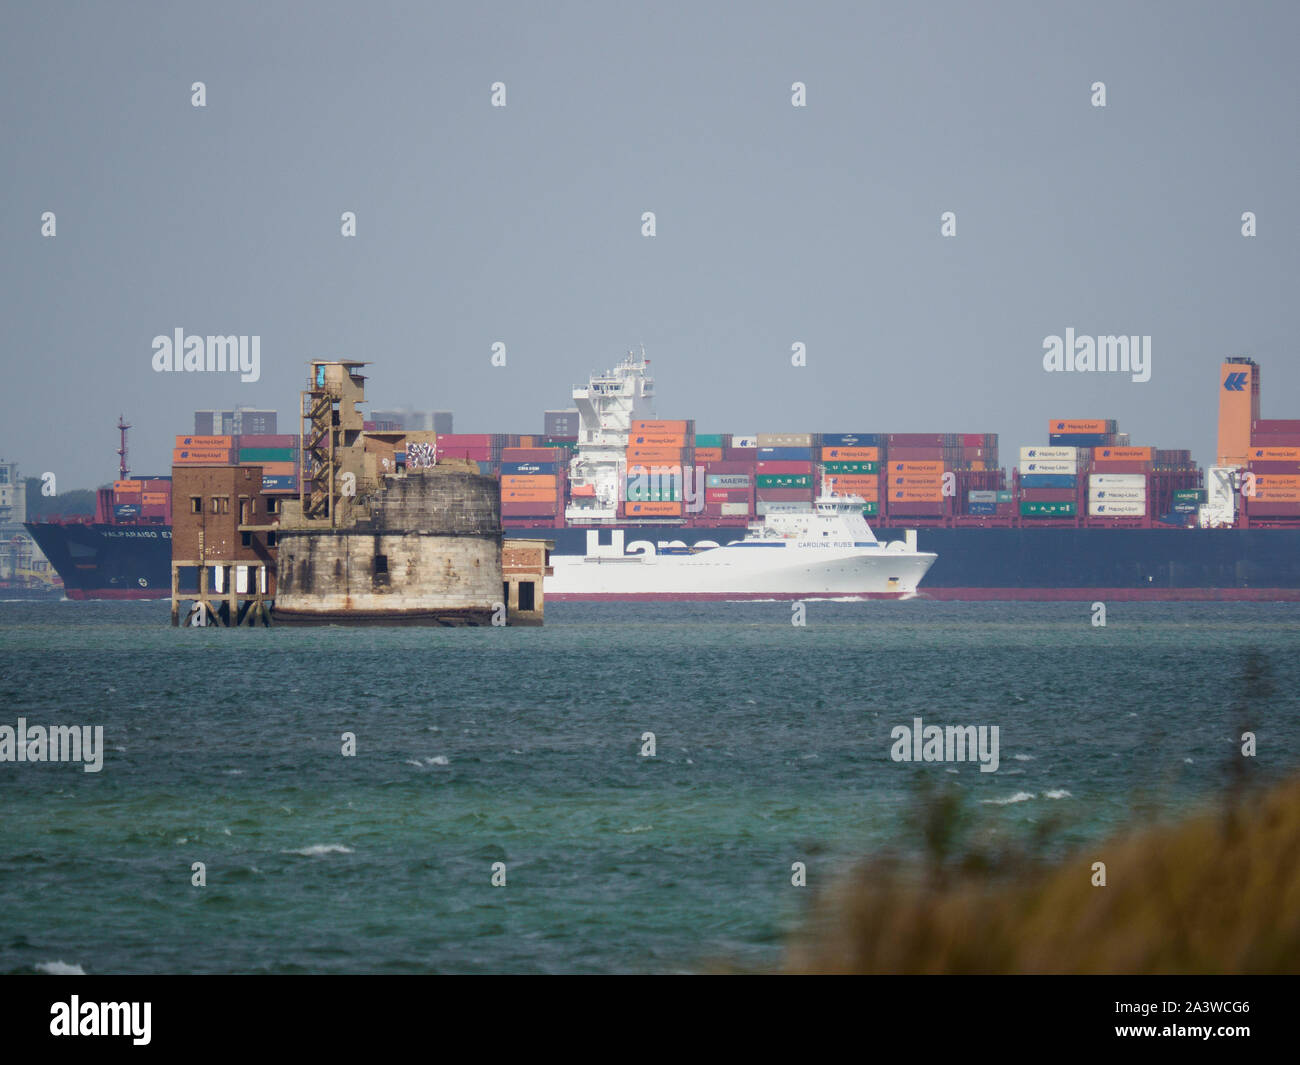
[
  {"xmin": 174, "ymin": 435, "xmax": 234, "ymax": 449},
  {"xmin": 1251, "ymin": 447, "xmax": 1300, "ymax": 462},
  {"xmin": 142, "ymin": 492, "xmax": 168, "ymax": 506},
  {"xmin": 825, "ymin": 476, "xmax": 879, "ymax": 498},
  {"xmin": 1049, "ymin": 419, "xmax": 1110, "ymax": 434},
  {"xmin": 502, "ymin": 488, "xmax": 560, "ymax": 503},
  {"xmin": 1251, "ymin": 475, "xmax": 1300, "ymax": 491},
  {"xmin": 819, "ymin": 447, "xmax": 880, "ymax": 461},
  {"xmin": 631, "ymin": 420, "xmax": 689, "ymax": 435},
  {"xmin": 502, "ymin": 475, "xmax": 557, "ymax": 489},
  {"xmin": 1094, "ymin": 447, "xmax": 1153, "ymax": 461},
  {"xmin": 628, "ymin": 433, "xmax": 687, "ymax": 447},
  {"xmin": 889, "ymin": 475, "xmax": 945, "ymax": 487},
  {"xmin": 624, "ymin": 500, "xmax": 683, "ymax": 516},
  {"xmin": 172, "ymin": 448, "xmax": 233, "ymax": 464},
  {"xmin": 891, "ymin": 488, "xmax": 944, "ymax": 502},
  {"xmin": 113, "ymin": 480, "xmax": 141, "ymax": 494},
  {"xmin": 259, "ymin": 461, "xmax": 297, "ymax": 476},
  {"xmin": 891, "ymin": 461, "xmax": 944, "ymax": 475}
]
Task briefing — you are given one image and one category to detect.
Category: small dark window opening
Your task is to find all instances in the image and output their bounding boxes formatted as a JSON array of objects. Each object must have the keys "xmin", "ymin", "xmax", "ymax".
[
  {"xmin": 190, "ymin": 496, "xmax": 202, "ymax": 514},
  {"xmin": 518, "ymin": 581, "xmax": 535, "ymax": 611},
  {"xmin": 374, "ymin": 554, "xmax": 388, "ymax": 574},
  {"xmin": 240, "ymin": 532, "xmax": 252, "ymax": 547},
  {"xmin": 267, "ymin": 531, "xmax": 278, "ymax": 547}
]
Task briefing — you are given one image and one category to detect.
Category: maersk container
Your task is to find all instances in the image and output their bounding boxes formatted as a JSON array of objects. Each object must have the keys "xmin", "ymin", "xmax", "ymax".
[
  {"xmin": 1019, "ymin": 473, "xmax": 1077, "ymax": 488},
  {"xmin": 1020, "ymin": 501, "xmax": 1076, "ymax": 516},
  {"xmin": 1089, "ymin": 500, "xmax": 1145, "ymax": 516},
  {"xmin": 822, "ymin": 461, "xmax": 878, "ymax": 474},
  {"xmin": 706, "ymin": 473, "xmax": 751, "ymax": 488},
  {"xmin": 1020, "ymin": 460, "xmax": 1076, "ymax": 475},
  {"xmin": 967, "ymin": 502, "xmax": 997, "ymax": 515}
]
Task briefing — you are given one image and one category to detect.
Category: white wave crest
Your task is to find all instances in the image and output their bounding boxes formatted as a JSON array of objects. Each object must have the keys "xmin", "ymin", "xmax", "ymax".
[
  {"xmin": 283, "ymin": 844, "xmax": 355, "ymax": 857},
  {"xmin": 981, "ymin": 791, "xmax": 1036, "ymax": 805},
  {"xmin": 35, "ymin": 960, "xmax": 85, "ymax": 975}
]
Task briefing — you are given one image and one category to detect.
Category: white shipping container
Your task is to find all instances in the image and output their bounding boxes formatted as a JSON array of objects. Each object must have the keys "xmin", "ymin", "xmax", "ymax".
[
  {"xmin": 756, "ymin": 433, "xmax": 813, "ymax": 447},
  {"xmin": 730, "ymin": 436, "xmax": 758, "ymax": 449},
  {"xmin": 755, "ymin": 501, "xmax": 807, "ymax": 515},
  {"xmin": 719, "ymin": 502, "xmax": 750, "ymax": 515},
  {"xmin": 1019, "ymin": 446, "xmax": 1078, "ymax": 462},
  {"xmin": 968, "ymin": 490, "xmax": 998, "ymax": 503},
  {"xmin": 1020, "ymin": 460, "xmax": 1077, "ymax": 474},
  {"xmin": 1088, "ymin": 500, "xmax": 1146, "ymax": 516},
  {"xmin": 1090, "ymin": 473, "xmax": 1148, "ymax": 488},
  {"xmin": 1088, "ymin": 487, "xmax": 1146, "ymax": 501}
]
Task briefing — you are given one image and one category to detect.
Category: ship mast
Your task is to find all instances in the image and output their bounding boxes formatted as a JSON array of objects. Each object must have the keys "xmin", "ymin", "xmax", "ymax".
[{"xmin": 117, "ymin": 415, "xmax": 131, "ymax": 479}]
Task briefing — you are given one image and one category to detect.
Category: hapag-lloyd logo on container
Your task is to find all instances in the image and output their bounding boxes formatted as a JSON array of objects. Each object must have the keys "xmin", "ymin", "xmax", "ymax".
[
  {"xmin": 1042, "ymin": 328, "xmax": 1151, "ymax": 383},
  {"xmin": 151, "ymin": 328, "xmax": 261, "ymax": 382}
]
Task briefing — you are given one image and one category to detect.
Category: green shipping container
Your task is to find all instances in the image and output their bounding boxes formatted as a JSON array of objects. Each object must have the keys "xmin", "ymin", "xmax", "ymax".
[
  {"xmin": 695, "ymin": 434, "xmax": 726, "ymax": 448},
  {"xmin": 861, "ymin": 501, "xmax": 878, "ymax": 516},
  {"xmin": 996, "ymin": 491, "xmax": 1014, "ymax": 503},
  {"xmin": 822, "ymin": 461, "xmax": 878, "ymax": 474},
  {"xmin": 757, "ymin": 474, "xmax": 813, "ymax": 489},
  {"xmin": 238, "ymin": 448, "xmax": 297, "ymax": 463},
  {"xmin": 1172, "ymin": 489, "xmax": 1208, "ymax": 503},
  {"xmin": 1020, "ymin": 501, "xmax": 1076, "ymax": 517}
]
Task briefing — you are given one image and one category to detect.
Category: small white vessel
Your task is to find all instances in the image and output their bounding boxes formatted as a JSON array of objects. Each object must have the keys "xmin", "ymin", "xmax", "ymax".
[{"xmin": 546, "ymin": 495, "xmax": 937, "ymax": 600}]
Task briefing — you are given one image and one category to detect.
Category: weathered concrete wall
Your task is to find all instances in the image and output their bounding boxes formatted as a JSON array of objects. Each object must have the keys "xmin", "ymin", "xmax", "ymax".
[{"xmin": 274, "ymin": 469, "xmax": 502, "ymax": 624}]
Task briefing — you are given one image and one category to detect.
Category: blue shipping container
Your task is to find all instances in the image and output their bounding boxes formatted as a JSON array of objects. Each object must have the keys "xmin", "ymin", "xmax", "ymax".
[
  {"xmin": 966, "ymin": 502, "xmax": 997, "ymax": 515},
  {"xmin": 819, "ymin": 433, "xmax": 881, "ymax": 448},
  {"xmin": 262, "ymin": 476, "xmax": 297, "ymax": 491},
  {"xmin": 1020, "ymin": 473, "xmax": 1077, "ymax": 489},
  {"xmin": 1049, "ymin": 434, "xmax": 1109, "ymax": 447},
  {"xmin": 501, "ymin": 462, "xmax": 557, "ymax": 476},
  {"xmin": 757, "ymin": 447, "xmax": 813, "ymax": 460},
  {"xmin": 113, "ymin": 504, "xmax": 139, "ymax": 519}
]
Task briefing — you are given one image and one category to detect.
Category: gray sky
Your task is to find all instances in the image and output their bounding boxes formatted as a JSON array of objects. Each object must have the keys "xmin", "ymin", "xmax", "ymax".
[{"xmin": 2, "ymin": 0, "xmax": 1296, "ymax": 485}]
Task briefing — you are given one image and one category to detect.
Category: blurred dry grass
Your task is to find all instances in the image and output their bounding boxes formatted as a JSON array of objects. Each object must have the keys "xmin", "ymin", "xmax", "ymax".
[{"xmin": 786, "ymin": 771, "xmax": 1300, "ymax": 974}]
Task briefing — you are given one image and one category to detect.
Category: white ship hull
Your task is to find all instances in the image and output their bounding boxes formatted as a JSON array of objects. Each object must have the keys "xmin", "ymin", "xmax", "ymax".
[{"xmin": 547, "ymin": 540, "xmax": 937, "ymax": 600}]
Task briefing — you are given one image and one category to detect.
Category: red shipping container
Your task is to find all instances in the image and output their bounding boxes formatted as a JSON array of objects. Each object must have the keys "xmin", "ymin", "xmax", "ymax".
[
  {"xmin": 887, "ymin": 434, "xmax": 945, "ymax": 447},
  {"xmin": 723, "ymin": 448, "xmax": 758, "ymax": 462},
  {"xmin": 705, "ymin": 488, "xmax": 750, "ymax": 503},
  {"xmin": 501, "ymin": 448, "xmax": 558, "ymax": 461},
  {"xmin": 885, "ymin": 502, "xmax": 945, "ymax": 515},
  {"xmin": 239, "ymin": 435, "xmax": 298, "ymax": 448},
  {"xmin": 438, "ymin": 434, "xmax": 493, "ymax": 446},
  {"xmin": 1251, "ymin": 434, "xmax": 1300, "ymax": 447},
  {"xmin": 960, "ymin": 434, "xmax": 985, "ymax": 447},
  {"xmin": 1248, "ymin": 461, "xmax": 1300, "ymax": 474},
  {"xmin": 1253, "ymin": 420, "xmax": 1300, "ymax": 433},
  {"xmin": 756, "ymin": 461, "xmax": 813, "ymax": 474},
  {"xmin": 755, "ymin": 488, "xmax": 813, "ymax": 501},
  {"xmin": 1247, "ymin": 501, "xmax": 1300, "ymax": 516},
  {"xmin": 886, "ymin": 447, "xmax": 945, "ymax": 460},
  {"xmin": 1087, "ymin": 460, "xmax": 1149, "ymax": 473},
  {"xmin": 703, "ymin": 460, "xmax": 756, "ymax": 474}
]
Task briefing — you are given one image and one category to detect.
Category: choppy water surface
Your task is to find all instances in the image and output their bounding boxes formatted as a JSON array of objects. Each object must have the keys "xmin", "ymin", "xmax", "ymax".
[{"xmin": 1, "ymin": 599, "xmax": 1297, "ymax": 973}]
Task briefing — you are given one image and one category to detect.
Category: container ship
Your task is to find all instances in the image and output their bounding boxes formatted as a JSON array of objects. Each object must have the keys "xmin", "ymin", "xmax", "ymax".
[{"xmin": 25, "ymin": 355, "xmax": 1300, "ymax": 601}]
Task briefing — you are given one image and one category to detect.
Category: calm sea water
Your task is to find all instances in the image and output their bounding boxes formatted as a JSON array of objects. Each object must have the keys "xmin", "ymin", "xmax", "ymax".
[{"xmin": 1, "ymin": 599, "xmax": 1298, "ymax": 974}]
